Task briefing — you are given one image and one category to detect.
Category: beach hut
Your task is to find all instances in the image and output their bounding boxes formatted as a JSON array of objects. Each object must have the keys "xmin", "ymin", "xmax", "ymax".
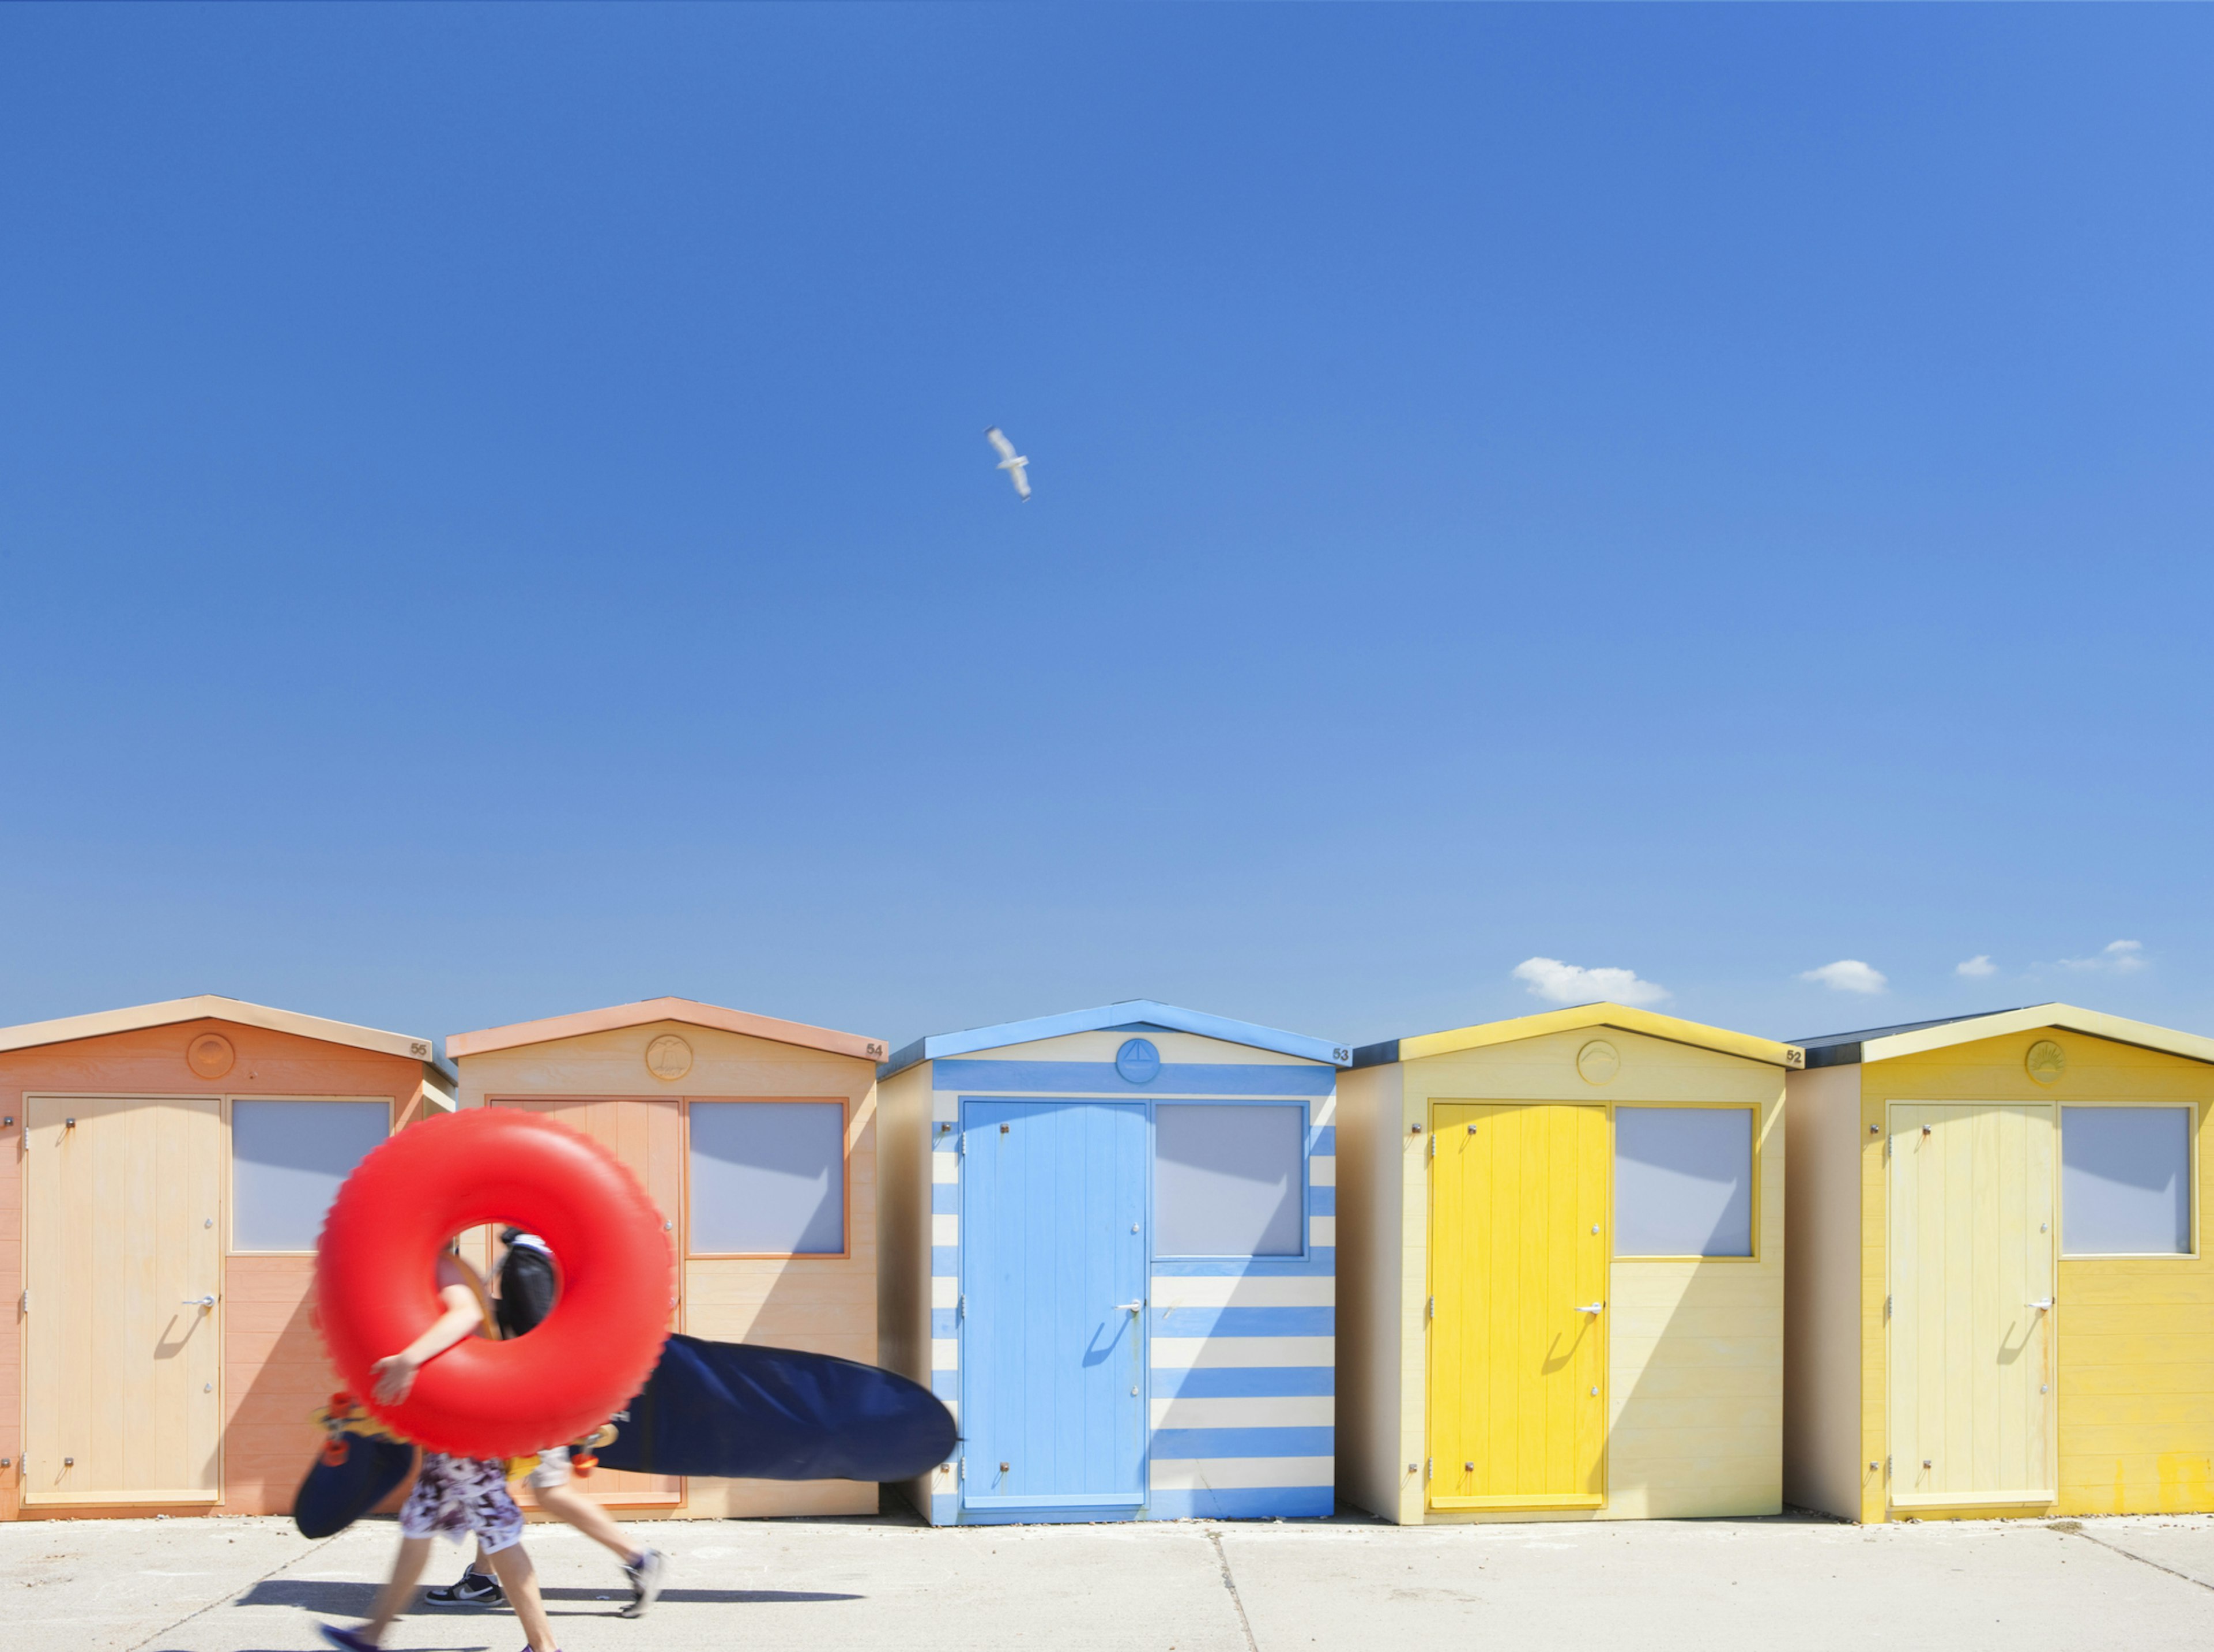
[
  {"xmin": 877, "ymin": 1000, "xmax": 1349, "ymax": 1524},
  {"xmin": 445, "ymin": 996, "xmax": 888, "ymax": 1520},
  {"xmin": 1335, "ymin": 1003, "xmax": 1799, "ymax": 1523},
  {"xmin": 0, "ymin": 995, "xmax": 450, "ymax": 1522},
  {"xmin": 1784, "ymin": 1004, "xmax": 2214, "ymax": 1522}
]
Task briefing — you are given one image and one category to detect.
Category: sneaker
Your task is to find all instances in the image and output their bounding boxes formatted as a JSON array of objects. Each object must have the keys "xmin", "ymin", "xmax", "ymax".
[
  {"xmin": 618, "ymin": 1548, "xmax": 667, "ymax": 1619},
  {"xmin": 425, "ymin": 1569, "xmax": 506, "ymax": 1608},
  {"xmin": 317, "ymin": 1627, "xmax": 379, "ymax": 1652}
]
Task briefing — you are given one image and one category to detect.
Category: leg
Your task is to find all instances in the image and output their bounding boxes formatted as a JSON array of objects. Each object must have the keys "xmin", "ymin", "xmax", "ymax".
[
  {"xmin": 530, "ymin": 1478, "xmax": 640, "ymax": 1564},
  {"xmin": 485, "ymin": 1542, "xmax": 558, "ymax": 1652},
  {"xmin": 363, "ymin": 1535, "xmax": 435, "ymax": 1642}
]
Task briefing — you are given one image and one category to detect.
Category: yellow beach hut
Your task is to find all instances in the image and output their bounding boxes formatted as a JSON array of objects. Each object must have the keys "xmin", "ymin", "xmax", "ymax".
[
  {"xmin": 445, "ymin": 996, "xmax": 889, "ymax": 1521},
  {"xmin": 1335, "ymin": 1003, "xmax": 1799, "ymax": 1523},
  {"xmin": 1784, "ymin": 1004, "xmax": 2214, "ymax": 1522}
]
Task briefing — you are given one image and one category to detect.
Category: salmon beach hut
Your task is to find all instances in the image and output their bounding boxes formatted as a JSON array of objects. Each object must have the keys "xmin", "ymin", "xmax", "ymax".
[
  {"xmin": 1784, "ymin": 1004, "xmax": 2214, "ymax": 1522},
  {"xmin": 877, "ymin": 1000, "xmax": 1350, "ymax": 1524},
  {"xmin": 1335, "ymin": 1003, "xmax": 1799, "ymax": 1523},
  {"xmin": 0, "ymin": 995, "xmax": 451, "ymax": 1521},
  {"xmin": 445, "ymin": 996, "xmax": 889, "ymax": 1520}
]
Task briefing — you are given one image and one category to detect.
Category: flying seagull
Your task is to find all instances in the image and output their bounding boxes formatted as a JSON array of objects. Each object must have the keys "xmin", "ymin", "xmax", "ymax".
[{"xmin": 985, "ymin": 427, "xmax": 1031, "ymax": 501}]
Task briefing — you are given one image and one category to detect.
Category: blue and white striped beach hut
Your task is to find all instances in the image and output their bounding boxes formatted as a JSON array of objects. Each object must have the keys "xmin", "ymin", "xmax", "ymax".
[{"xmin": 878, "ymin": 1001, "xmax": 1349, "ymax": 1525}]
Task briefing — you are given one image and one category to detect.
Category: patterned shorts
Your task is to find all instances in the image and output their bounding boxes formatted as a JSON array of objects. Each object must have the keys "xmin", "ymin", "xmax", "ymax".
[{"xmin": 398, "ymin": 1453, "xmax": 525, "ymax": 1552}]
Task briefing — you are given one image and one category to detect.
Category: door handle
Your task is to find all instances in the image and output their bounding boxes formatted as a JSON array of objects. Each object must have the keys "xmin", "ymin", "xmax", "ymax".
[
  {"xmin": 2028, "ymin": 1299, "xmax": 2054, "ymax": 1312},
  {"xmin": 1573, "ymin": 1303, "xmax": 1605, "ymax": 1315},
  {"xmin": 1113, "ymin": 1301, "xmax": 1146, "ymax": 1314},
  {"xmin": 181, "ymin": 1295, "xmax": 216, "ymax": 1308}
]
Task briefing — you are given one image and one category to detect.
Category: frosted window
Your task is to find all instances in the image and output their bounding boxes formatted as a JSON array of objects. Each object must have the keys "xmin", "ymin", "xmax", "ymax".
[
  {"xmin": 231, "ymin": 1101, "xmax": 390, "ymax": 1251},
  {"xmin": 2063, "ymin": 1107, "xmax": 2191, "ymax": 1256},
  {"xmin": 1155, "ymin": 1104, "xmax": 1303, "ymax": 1257},
  {"xmin": 1615, "ymin": 1108, "xmax": 1753, "ymax": 1258},
  {"xmin": 690, "ymin": 1102, "xmax": 845, "ymax": 1254}
]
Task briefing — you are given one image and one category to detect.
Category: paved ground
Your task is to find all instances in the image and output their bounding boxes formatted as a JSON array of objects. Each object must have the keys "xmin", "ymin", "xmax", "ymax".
[{"xmin": 7, "ymin": 1504, "xmax": 2214, "ymax": 1652}]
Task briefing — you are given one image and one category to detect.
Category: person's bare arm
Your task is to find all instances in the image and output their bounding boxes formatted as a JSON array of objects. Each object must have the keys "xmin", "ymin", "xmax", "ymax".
[{"xmin": 370, "ymin": 1259, "xmax": 484, "ymax": 1404}]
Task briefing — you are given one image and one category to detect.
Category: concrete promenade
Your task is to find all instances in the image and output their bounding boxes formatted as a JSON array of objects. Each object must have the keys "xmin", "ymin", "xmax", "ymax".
[{"xmin": 7, "ymin": 1505, "xmax": 2214, "ymax": 1652}]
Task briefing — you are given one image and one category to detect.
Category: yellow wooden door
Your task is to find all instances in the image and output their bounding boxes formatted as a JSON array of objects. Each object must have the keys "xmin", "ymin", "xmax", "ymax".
[
  {"xmin": 1428, "ymin": 1101, "xmax": 1609, "ymax": 1510},
  {"xmin": 492, "ymin": 1098, "xmax": 684, "ymax": 1507},
  {"xmin": 23, "ymin": 1096, "xmax": 223, "ymax": 1506},
  {"xmin": 1889, "ymin": 1102, "xmax": 2057, "ymax": 1510}
]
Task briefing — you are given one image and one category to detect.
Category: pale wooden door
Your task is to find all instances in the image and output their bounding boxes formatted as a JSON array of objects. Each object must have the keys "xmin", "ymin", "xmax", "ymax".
[
  {"xmin": 24, "ymin": 1096, "xmax": 223, "ymax": 1506},
  {"xmin": 492, "ymin": 1098, "xmax": 684, "ymax": 1507},
  {"xmin": 1889, "ymin": 1102, "xmax": 2057, "ymax": 1510},
  {"xmin": 1428, "ymin": 1101, "xmax": 1609, "ymax": 1510}
]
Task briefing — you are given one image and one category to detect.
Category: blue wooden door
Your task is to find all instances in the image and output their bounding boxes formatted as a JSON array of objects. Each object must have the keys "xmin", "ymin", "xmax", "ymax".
[{"xmin": 961, "ymin": 1099, "xmax": 1149, "ymax": 1513}]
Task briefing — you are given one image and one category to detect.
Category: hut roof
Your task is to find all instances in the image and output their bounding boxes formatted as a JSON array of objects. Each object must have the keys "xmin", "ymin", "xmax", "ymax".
[
  {"xmin": 446, "ymin": 996, "xmax": 886, "ymax": 1063},
  {"xmin": 0, "ymin": 994, "xmax": 435, "ymax": 1062},
  {"xmin": 881, "ymin": 999, "xmax": 1349, "ymax": 1078},
  {"xmin": 1794, "ymin": 1003, "xmax": 2214, "ymax": 1068},
  {"xmin": 1352, "ymin": 1002, "xmax": 1801, "ymax": 1070}
]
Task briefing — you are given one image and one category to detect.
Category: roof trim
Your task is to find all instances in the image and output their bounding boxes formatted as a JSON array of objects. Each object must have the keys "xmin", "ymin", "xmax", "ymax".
[
  {"xmin": 1366, "ymin": 1002, "xmax": 1802, "ymax": 1070},
  {"xmin": 880, "ymin": 1000, "xmax": 1350, "ymax": 1079},
  {"xmin": 447, "ymin": 998, "xmax": 887, "ymax": 1063},
  {"xmin": 0, "ymin": 995, "xmax": 434, "ymax": 1061},
  {"xmin": 1808, "ymin": 1003, "xmax": 2214, "ymax": 1068}
]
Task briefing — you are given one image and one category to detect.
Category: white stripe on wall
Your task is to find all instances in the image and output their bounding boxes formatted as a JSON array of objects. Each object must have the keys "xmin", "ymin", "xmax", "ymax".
[
  {"xmin": 931, "ymin": 1274, "xmax": 959, "ymax": 1309},
  {"xmin": 931, "ymin": 1213, "xmax": 959, "ymax": 1247},
  {"xmin": 1307, "ymin": 1154, "xmax": 1336, "ymax": 1187},
  {"xmin": 931, "ymin": 1337, "xmax": 959, "ymax": 1371},
  {"xmin": 1311, "ymin": 1096, "xmax": 1335, "ymax": 1127},
  {"xmin": 932, "ymin": 1150, "xmax": 959, "ymax": 1183},
  {"xmin": 1152, "ymin": 1395, "xmax": 1333, "ymax": 1430},
  {"xmin": 1308, "ymin": 1215, "xmax": 1335, "ymax": 1247},
  {"xmin": 1151, "ymin": 1274, "xmax": 1334, "ymax": 1309},
  {"xmin": 1150, "ymin": 1456, "xmax": 1334, "ymax": 1491},
  {"xmin": 1152, "ymin": 1336, "xmax": 1333, "ymax": 1369}
]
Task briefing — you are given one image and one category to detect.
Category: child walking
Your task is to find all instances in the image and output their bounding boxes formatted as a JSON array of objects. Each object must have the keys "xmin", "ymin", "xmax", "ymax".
[
  {"xmin": 319, "ymin": 1249, "xmax": 564, "ymax": 1652},
  {"xmin": 424, "ymin": 1229, "xmax": 667, "ymax": 1619}
]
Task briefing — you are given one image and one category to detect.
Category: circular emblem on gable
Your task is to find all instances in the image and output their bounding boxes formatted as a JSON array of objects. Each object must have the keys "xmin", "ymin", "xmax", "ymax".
[
  {"xmin": 186, "ymin": 1032, "xmax": 235, "ymax": 1080},
  {"xmin": 1576, "ymin": 1039, "xmax": 1620, "ymax": 1086},
  {"xmin": 2025, "ymin": 1040, "xmax": 2066, "ymax": 1085},
  {"xmin": 1116, "ymin": 1038, "xmax": 1161, "ymax": 1085},
  {"xmin": 644, "ymin": 1034, "xmax": 694, "ymax": 1082}
]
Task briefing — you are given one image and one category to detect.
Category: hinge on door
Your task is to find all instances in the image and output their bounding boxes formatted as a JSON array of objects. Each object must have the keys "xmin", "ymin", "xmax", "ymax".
[
  {"xmin": 1427, "ymin": 1134, "xmax": 1436, "ymax": 1158},
  {"xmin": 958, "ymin": 1455, "xmax": 966, "ymax": 1482},
  {"xmin": 958, "ymin": 1131, "xmax": 966, "ymax": 1156},
  {"xmin": 958, "ymin": 1294, "xmax": 966, "ymax": 1320},
  {"xmin": 17, "ymin": 1289, "xmax": 27, "ymax": 1314},
  {"xmin": 1426, "ymin": 1296, "xmax": 1434, "ymax": 1320},
  {"xmin": 1425, "ymin": 1457, "xmax": 1433, "ymax": 1481}
]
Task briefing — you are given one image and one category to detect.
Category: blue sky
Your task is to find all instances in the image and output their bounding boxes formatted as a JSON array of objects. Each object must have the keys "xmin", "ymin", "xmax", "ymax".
[{"xmin": 3, "ymin": 5, "xmax": 2210, "ymax": 1053}]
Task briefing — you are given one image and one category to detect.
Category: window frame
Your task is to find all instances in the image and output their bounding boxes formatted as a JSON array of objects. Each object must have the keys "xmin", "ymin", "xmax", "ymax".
[
  {"xmin": 1609, "ymin": 1101, "xmax": 1763, "ymax": 1265},
  {"xmin": 224, "ymin": 1094, "xmax": 398, "ymax": 1256},
  {"xmin": 2058, "ymin": 1099, "xmax": 2200, "ymax": 1260},
  {"xmin": 1150, "ymin": 1096, "xmax": 1313, "ymax": 1263},
  {"xmin": 683, "ymin": 1095, "xmax": 853, "ymax": 1261}
]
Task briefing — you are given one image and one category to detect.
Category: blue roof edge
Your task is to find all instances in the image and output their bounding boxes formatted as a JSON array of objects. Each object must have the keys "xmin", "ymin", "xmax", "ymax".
[{"xmin": 878, "ymin": 999, "xmax": 1351, "ymax": 1079}]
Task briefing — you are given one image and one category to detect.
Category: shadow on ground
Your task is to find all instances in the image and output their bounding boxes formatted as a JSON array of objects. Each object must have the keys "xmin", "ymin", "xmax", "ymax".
[{"xmin": 237, "ymin": 1581, "xmax": 861, "ymax": 1613}]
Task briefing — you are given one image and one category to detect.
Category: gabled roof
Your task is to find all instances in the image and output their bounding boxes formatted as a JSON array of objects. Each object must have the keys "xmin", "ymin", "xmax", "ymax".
[
  {"xmin": 447, "ymin": 997, "xmax": 886, "ymax": 1063},
  {"xmin": 1352, "ymin": 1002, "xmax": 1801, "ymax": 1070},
  {"xmin": 0, "ymin": 995, "xmax": 435, "ymax": 1062},
  {"xmin": 880, "ymin": 999, "xmax": 1350, "ymax": 1079},
  {"xmin": 1795, "ymin": 1003, "xmax": 2214, "ymax": 1069}
]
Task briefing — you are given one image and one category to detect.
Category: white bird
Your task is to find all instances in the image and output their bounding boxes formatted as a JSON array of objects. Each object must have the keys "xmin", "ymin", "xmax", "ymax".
[{"xmin": 985, "ymin": 426, "xmax": 1031, "ymax": 501}]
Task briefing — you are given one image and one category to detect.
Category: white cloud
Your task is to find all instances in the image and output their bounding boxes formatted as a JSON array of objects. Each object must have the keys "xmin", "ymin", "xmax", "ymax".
[
  {"xmin": 2058, "ymin": 939, "xmax": 2146, "ymax": 974},
  {"xmin": 1955, "ymin": 955, "xmax": 1997, "ymax": 979},
  {"xmin": 1801, "ymin": 959, "xmax": 1888, "ymax": 995},
  {"xmin": 1512, "ymin": 957, "xmax": 1670, "ymax": 1007}
]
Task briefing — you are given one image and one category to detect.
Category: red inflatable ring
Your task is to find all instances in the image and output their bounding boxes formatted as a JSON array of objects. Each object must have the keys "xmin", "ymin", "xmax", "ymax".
[{"xmin": 317, "ymin": 1107, "xmax": 672, "ymax": 1459}]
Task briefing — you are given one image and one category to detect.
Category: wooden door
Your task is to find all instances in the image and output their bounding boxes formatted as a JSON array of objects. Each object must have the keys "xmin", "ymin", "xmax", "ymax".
[
  {"xmin": 1428, "ymin": 1101, "xmax": 1609, "ymax": 1510},
  {"xmin": 492, "ymin": 1098, "xmax": 684, "ymax": 1506},
  {"xmin": 961, "ymin": 1099, "xmax": 1150, "ymax": 1513},
  {"xmin": 1889, "ymin": 1102, "xmax": 2056, "ymax": 1510},
  {"xmin": 23, "ymin": 1096, "xmax": 223, "ymax": 1506}
]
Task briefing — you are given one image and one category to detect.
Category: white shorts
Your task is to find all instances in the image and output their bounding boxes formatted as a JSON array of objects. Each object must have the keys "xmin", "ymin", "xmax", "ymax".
[
  {"xmin": 399, "ymin": 1453, "xmax": 525, "ymax": 1553},
  {"xmin": 526, "ymin": 1445, "xmax": 572, "ymax": 1492}
]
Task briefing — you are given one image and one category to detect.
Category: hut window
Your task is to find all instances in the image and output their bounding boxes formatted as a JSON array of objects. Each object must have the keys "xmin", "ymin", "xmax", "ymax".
[
  {"xmin": 231, "ymin": 1100, "xmax": 390, "ymax": 1251},
  {"xmin": 1155, "ymin": 1104, "xmax": 1303, "ymax": 1257},
  {"xmin": 689, "ymin": 1101, "xmax": 845, "ymax": 1255},
  {"xmin": 2062, "ymin": 1106, "xmax": 2192, "ymax": 1255},
  {"xmin": 1614, "ymin": 1107, "xmax": 1753, "ymax": 1258}
]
